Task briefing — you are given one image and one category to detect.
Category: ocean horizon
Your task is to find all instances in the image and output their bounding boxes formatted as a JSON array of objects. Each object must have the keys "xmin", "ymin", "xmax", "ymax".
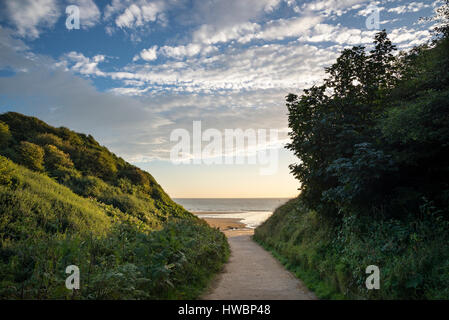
[
  {"xmin": 173, "ymin": 198, "xmax": 292, "ymax": 228},
  {"xmin": 173, "ymin": 198, "xmax": 292, "ymax": 213}
]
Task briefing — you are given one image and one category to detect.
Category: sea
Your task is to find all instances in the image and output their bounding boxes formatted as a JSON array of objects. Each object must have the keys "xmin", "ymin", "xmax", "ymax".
[{"xmin": 173, "ymin": 198, "xmax": 291, "ymax": 229}]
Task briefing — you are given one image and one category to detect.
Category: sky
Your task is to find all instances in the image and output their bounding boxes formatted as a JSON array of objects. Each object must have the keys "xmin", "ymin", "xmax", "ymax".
[{"xmin": 0, "ymin": 0, "xmax": 442, "ymax": 198}]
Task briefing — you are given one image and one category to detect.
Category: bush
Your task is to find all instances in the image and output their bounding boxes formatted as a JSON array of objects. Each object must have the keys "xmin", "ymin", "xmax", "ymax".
[
  {"xmin": 32, "ymin": 133, "xmax": 64, "ymax": 149},
  {"xmin": 17, "ymin": 141, "xmax": 45, "ymax": 171},
  {"xmin": 0, "ymin": 121, "xmax": 11, "ymax": 147},
  {"xmin": 44, "ymin": 145, "xmax": 74, "ymax": 170}
]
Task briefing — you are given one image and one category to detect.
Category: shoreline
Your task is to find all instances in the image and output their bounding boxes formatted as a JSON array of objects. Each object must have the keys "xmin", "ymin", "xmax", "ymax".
[{"xmin": 193, "ymin": 211, "xmax": 255, "ymax": 237}]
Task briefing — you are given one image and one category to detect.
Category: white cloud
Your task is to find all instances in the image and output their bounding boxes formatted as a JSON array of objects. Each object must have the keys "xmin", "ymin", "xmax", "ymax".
[
  {"xmin": 193, "ymin": 23, "xmax": 261, "ymax": 45},
  {"xmin": 239, "ymin": 15, "xmax": 323, "ymax": 43},
  {"xmin": 389, "ymin": 26, "xmax": 432, "ymax": 48},
  {"xmin": 299, "ymin": 23, "xmax": 377, "ymax": 45},
  {"xmin": 109, "ymin": 87, "xmax": 151, "ymax": 96},
  {"xmin": 104, "ymin": 40, "xmax": 339, "ymax": 94},
  {"xmin": 190, "ymin": 15, "xmax": 322, "ymax": 46},
  {"xmin": 159, "ymin": 43, "xmax": 218, "ymax": 59},
  {"xmin": 59, "ymin": 51, "xmax": 106, "ymax": 76},
  {"xmin": 104, "ymin": 0, "xmax": 165, "ymax": 29},
  {"xmin": 116, "ymin": 4, "xmax": 142, "ymax": 28},
  {"xmin": 3, "ymin": 0, "xmax": 60, "ymax": 38},
  {"xmin": 137, "ymin": 45, "xmax": 158, "ymax": 61},
  {"xmin": 388, "ymin": 2, "xmax": 431, "ymax": 15},
  {"xmin": 297, "ymin": 21, "xmax": 433, "ymax": 48},
  {"xmin": 302, "ymin": 0, "xmax": 370, "ymax": 16},
  {"xmin": 160, "ymin": 44, "xmax": 200, "ymax": 58},
  {"xmin": 357, "ymin": 4, "xmax": 385, "ymax": 16},
  {"xmin": 134, "ymin": 44, "xmax": 217, "ymax": 61}
]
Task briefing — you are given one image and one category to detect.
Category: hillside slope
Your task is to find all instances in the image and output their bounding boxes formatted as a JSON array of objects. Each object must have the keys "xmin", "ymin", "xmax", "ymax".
[
  {"xmin": 0, "ymin": 114, "xmax": 229, "ymax": 299},
  {"xmin": 255, "ymin": 198, "xmax": 449, "ymax": 299},
  {"xmin": 0, "ymin": 112, "xmax": 189, "ymax": 227}
]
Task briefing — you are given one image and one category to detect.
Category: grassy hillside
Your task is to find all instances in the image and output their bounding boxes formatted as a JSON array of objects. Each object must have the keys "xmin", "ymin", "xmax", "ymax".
[
  {"xmin": 0, "ymin": 114, "xmax": 229, "ymax": 299},
  {"xmin": 255, "ymin": 198, "xmax": 449, "ymax": 299},
  {"xmin": 255, "ymin": 7, "xmax": 449, "ymax": 300},
  {"xmin": 0, "ymin": 112, "xmax": 189, "ymax": 228}
]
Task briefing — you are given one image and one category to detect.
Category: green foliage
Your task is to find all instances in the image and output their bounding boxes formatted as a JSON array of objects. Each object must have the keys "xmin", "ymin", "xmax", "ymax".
[
  {"xmin": 287, "ymin": 25, "xmax": 449, "ymax": 217},
  {"xmin": 17, "ymin": 141, "xmax": 45, "ymax": 172},
  {"xmin": 0, "ymin": 156, "xmax": 229, "ymax": 299},
  {"xmin": 0, "ymin": 121, "xmax": 11, "ymax": 147},
  {"xmin": 80, "ymin": 148, "xmax": 118, "ymax": 180},
  {"xmin": 0, "ymin": 112, "xmax": 192, "ymax": 223},
  {"xmin": 255, "ymin": 198, "xmax": 449, "ymax": 300},
  {"xmin": 44, "ymin": 145, "xmax": 74, "ymax": 170},
  {"xmin": 323, "ymin": 143, "xmax": 397, "ymax": 209},
  {"xmin": 0, "ymin": 217, "xmax": 229, "ymax": 300},
  {"xmin": 286, "ymin": 30, "xmax": 401, "ymax": 214},
  {"xmin": 32, "ymin": 133, "xmax": 64, "ymax": 149},
  {"xmin": 0, "ymin": 111, "xmax": 229, "ymax": 300},
  {"xmin": 258, "ymin": 6, "xmax": 449, "ymax": 300}
]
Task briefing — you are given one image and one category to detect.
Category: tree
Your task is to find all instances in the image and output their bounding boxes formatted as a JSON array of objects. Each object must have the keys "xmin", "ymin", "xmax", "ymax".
[
  {"xmin": 287, "ymin": 31, "xmax": 398, "ymax": 214},
  {"xmin": 425, "ymin": 0, "xmax": 449, "ymax": 39},
  {"xmin": 367, "ymin": 30, "xmax": 397, "ymax": 92}
]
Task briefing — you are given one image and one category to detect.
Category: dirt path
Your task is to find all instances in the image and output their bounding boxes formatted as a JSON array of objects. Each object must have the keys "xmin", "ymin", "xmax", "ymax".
[{"xmin": 202, "ymin": 229, "xmax": 317, "ymax": 300}]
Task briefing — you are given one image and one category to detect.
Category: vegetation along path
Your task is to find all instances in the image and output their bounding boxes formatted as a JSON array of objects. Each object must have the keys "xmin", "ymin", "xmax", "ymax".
[{"xmin": 202, "ymin": 230, "xmax": 317, "ymax": 300}]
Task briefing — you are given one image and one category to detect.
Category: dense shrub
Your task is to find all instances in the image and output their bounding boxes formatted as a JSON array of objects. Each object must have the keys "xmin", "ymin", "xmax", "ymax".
[
  {"xmin": 32, "ymin": 133, "xmax": 64, "ymax": 149},
  {"xmin": 0, "ymin": 121, "xmax": 11, "ymax": 147},
  {"xmin": 0, "ymin": 219, "xmax": 229, "ymax": 300},
  {"xmin": 44, "ymin": 145, "xmax": 74, "ymax": 170},
  {"xmin": 17, "ymin": 141, "xmax": 45, "ymax": 172}
]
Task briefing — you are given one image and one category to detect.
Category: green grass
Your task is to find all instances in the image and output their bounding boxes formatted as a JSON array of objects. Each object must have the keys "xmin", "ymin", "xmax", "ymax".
[
  {"xmin": 254, "ymin": 198, "xmax": 449, "ymax": 300},
  {"xmin": 255, "ymin": 239, "xmax": 344, "ymax": 300},
  {"xmin": 0, "ymin": 113, "xmax": 230, "ymax": 299},
  {"xmin": 0, "ymin": 112, "xmax": 193, "ymax": 227},
  {"xmin": 0, "ymin": 156, "xmax": 229, "ymax": 299}
]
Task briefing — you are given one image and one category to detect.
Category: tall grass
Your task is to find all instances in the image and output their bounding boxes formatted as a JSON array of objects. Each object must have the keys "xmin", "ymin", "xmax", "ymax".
[
  {"xmin": 0, "ymin": 156, "xmax": 229, "ymax": 299},
  {"xmin": 254, "ymin": 198, "xmax": 449, "ymax": 299}
]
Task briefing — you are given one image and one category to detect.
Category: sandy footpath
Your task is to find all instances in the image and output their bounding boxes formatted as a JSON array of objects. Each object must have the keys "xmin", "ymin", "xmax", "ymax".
[{"xmin": 198, "ymin": 216, "xmax": 317, "ymax": 300}]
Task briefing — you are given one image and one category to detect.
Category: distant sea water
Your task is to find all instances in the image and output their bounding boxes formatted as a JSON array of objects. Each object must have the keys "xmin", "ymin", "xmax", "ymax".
[{"xmin": 173, "ymin": 198, "xmax": 291, "ymax": 228}]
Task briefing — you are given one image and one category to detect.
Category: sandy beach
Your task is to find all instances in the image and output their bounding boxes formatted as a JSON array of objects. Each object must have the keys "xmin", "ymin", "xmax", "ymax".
[{"xmin": 193, "ymin": 212, "xmax": 254, "ymax": 236}]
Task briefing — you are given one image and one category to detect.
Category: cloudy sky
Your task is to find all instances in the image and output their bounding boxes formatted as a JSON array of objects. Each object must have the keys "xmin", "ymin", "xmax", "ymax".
[{"xmin": 0, "ymin": 0, "xmax": 441, "ymax": 198}]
